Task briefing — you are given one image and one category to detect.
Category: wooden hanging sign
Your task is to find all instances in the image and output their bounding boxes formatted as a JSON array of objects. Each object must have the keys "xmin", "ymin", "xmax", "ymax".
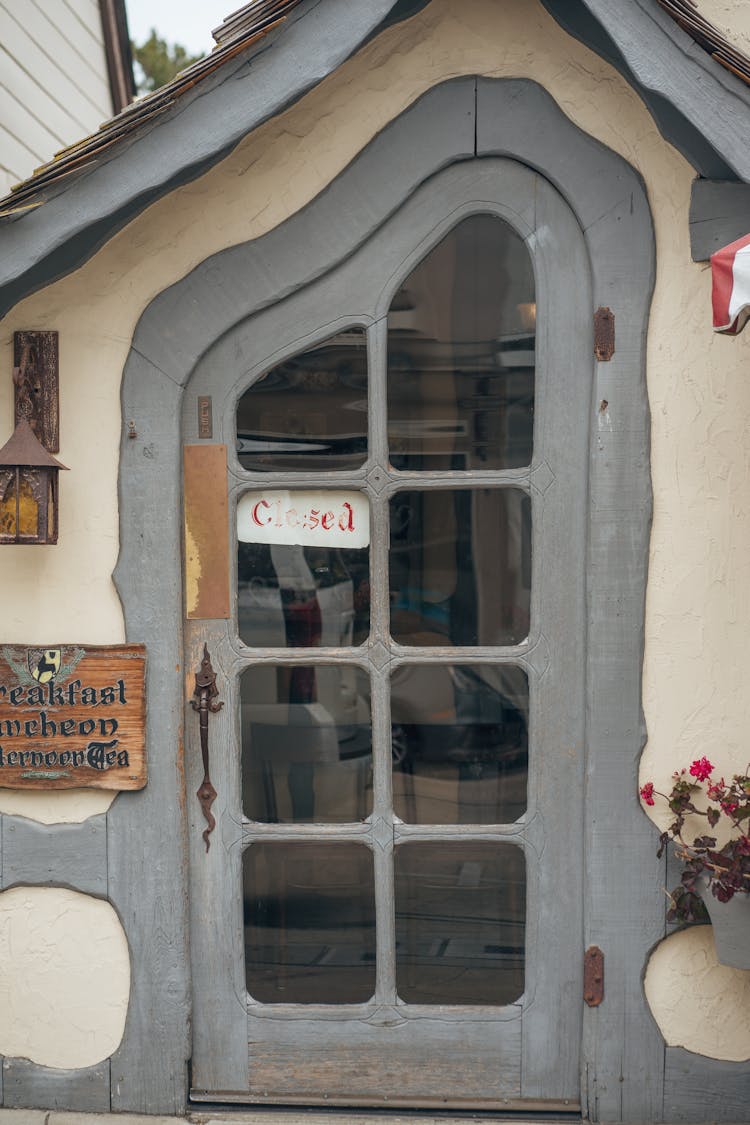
[{"xmin": 0, "ymin": 644, "xmax": 146, "ymax": 790}]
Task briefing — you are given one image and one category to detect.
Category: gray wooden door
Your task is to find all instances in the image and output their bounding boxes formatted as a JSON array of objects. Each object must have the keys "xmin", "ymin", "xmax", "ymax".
[{"xmin": 184, "ymin": 158, "xmax": 591, "ymax": 1110}]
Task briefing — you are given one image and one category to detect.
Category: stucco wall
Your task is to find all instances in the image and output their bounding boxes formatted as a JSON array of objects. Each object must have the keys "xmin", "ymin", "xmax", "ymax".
[
  {"xmin": 0, "ymin": 886, "xmax": 129, "ymax": 1067},
  {"xmin": 0, "ymin": 0, "xmax": 749, "ymax": 1070},
  {"xmin": 699, "ymin": 0, "xmax": 750, "ymax": 55}
]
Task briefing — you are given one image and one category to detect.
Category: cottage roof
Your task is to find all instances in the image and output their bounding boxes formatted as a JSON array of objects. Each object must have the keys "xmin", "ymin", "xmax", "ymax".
[{"xmin": 1, "ymin": 0, "xmax": 750, "ymax": 318}]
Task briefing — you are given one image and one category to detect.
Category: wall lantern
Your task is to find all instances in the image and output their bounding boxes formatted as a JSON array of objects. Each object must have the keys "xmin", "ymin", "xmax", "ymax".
[
  {"xmin": 0, "ymin": 418, "xmax": 68, "ymax": 544},
  {"xmin": 0, "ymin": 331, "xmax": 67, "ymax": 545}
]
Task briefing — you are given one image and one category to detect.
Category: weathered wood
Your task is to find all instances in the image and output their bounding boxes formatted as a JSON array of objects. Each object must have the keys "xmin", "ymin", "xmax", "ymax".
[
  {"xmin": 146, "ymin": 80, "xmax": 477, "ymax": 392},
  {"xmin": 1, "ymin": 814, "xmax": 107, "ymax": 896},
  {"xmin": 114, "ymin": 75, "xmax": 663, "ymax": 1116},
  {"xmin": 109, "ymin": 377, "xmax": 190, "ymax": 1115},
  {"xmin": 184, "ymin": 621, "xmax": 249, "ymax": 1098},
  {"xmin": 664, "ymin": 1047, "xmax": 750, "ymax": 1121},
  {"xmin": 689, "ymin": 179, "xmax": 750, "ymax": 261},
  {"xmin": 13, "ymin": 331, "xmax": 59, "ymax": 452},
  {"xmin": 243, "ymin": 1013, "xmax": 523, "ymax": 1104},
  {"xmin": 539, "ymin": 0, "xmax": 737, "ymax": 181},
  {"xmin": 183, "ymin": 445, "xmax": 230, "ymax": 620},
  {"xmin": 184, "ymin": 157, "xmax": 580, "ymax": 1105},
  {"xmin": 0, "ymin": 645, "xmax": 146, "ymax": 790},
  {"xmin": 475, "ymin": 76, "xmax": 662, "ymax": 1122},
  {"xmin": 577, "ymin": 0, "xmax": 750, "ymax": 181},
  {"xmin": 1, "ymin": 1059, "xmax": 109, "ymax": 1112},
  {"xmin": 0, "ymin": 811, "xmax": 2, "ymax": 1107}
]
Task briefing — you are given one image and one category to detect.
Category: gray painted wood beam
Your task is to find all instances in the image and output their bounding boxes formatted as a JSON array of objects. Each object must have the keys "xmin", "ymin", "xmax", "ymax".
[
  {"xmin": 578, "ymin": 0, "xmax": 750, "ymax": 182},
  {"xmin": 690, "ymin": 179, "xmax": 750, "ymax": 261},
  {"xmin": 1, "ymin": 1060, "xmax": 110, "ymax": 1113},
  {"xmin": 664, "ymin": 1049, "xmax": 750, "ymax": 1120},
  {"xmin": 0, "ymin": 815, "xmax": 107, "ymax": 895},
  {"xmin": 539, "ymin": 0, "xmax": 736, "ymax": 181}
]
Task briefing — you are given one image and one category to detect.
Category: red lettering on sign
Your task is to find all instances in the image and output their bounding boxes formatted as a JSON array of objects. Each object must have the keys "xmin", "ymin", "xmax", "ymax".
[
  {"xmin": 251, "ymin": 499, "xmax": 271, "ymax": 527},
  {"xmin": 339, "ymin": 502, "xmax": 354, "ymax": 533}
]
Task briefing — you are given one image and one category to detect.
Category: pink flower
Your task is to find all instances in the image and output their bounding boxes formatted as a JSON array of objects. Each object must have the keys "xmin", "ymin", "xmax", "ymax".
[
  {"xmin": 707, "ymin": 779, "xmax": 726, "ymax": 800},
  {"xmin": 721, "ymin": 800, "xmax": 739, "ymax": 815},
  {"xmin": 640, "ymin": 782, "xmax": 655, "ymax": 806},
  {"xmin": 689, "ymin": 757, "xmax": 714, "ymax": 782}
]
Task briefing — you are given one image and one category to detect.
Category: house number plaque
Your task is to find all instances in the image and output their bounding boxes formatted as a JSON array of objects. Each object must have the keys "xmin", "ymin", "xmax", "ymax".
[{"xmin": 0, "ymin": 644, "xmax": 146, "ymax": 790}]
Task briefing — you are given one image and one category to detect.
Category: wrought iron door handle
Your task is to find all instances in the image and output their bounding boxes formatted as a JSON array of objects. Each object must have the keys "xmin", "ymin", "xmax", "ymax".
[{"xmin": 190, "ymin": 643, "xmax": 224, "ymax": 851}]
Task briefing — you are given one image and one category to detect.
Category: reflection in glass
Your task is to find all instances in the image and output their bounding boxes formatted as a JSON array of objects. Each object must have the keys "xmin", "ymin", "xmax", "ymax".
[
  {"xmin": 242, "ymin": 665, "xmax": 372, "ymax": 823},
  {"xmin": 244, "ymin": 843, "xmax": 376, "ymax": 1003},
  {"xmin": 391, "ymin": 664, "xmax": 528, "ymax": 824},
  {"xmin": 389, "ymin": 488, "xmax": 531, "ymax": 646},
  {"xmin": 236, "ymin": 328, "xmax": 368, "ymax": 471},
  {"xmin": 238, "ymin": 542, "xmax": 370, "ymax": 648},
  {"xmin": 395, "ymin": 842, "xmax": 525, "ymax": 1005},
  {"xmin": 388, "ymin": 215, "xmax": 535, "ymax": 471}
]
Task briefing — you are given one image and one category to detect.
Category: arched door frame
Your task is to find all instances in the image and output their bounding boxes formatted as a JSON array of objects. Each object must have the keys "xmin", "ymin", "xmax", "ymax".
[{"xmin": 114, "ymin": 77, "xmax": 658, "ymax": 1119}]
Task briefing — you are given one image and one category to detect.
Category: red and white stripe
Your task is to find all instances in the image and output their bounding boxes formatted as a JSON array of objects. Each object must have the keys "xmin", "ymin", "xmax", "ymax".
[{"xmin": 712, "ymin": 232, "xmax": 750, "ymax": 335}]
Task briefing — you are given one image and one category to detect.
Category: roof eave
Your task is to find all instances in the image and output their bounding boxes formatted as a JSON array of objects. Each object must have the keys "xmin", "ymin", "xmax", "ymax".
[
  {"xmin": 0, "ymin": 0, "xmax": 403, "ymax": 322},
  {"xmin": 4, "ymin": 0, "xmax": 750, "ymax": 322}
]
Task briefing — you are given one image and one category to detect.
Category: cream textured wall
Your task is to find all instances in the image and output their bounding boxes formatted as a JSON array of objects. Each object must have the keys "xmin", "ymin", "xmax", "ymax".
[
  {"xmin": 0, "ymin": 886, "xmax": 130, "ymax": 1067},
  {"xmin": 645, "ymin": 927, "xmax": 750, "ymax": 1061},
  {"xmin": 1, "ymin": 0, "xmax": 749, "ymax": 1064},
  {"xmin": 698, "ymin": 0, "xmax": 750, "ymax": 55}
]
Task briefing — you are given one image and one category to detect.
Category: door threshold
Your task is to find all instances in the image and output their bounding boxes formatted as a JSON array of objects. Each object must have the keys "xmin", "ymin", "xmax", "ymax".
[
  {"xmin": 189, "ymin": 1105, "xmax": 581, "ymax": 1124},
  {"xmin": 190, "ymin": 1115, "xmax": 581, "ymax": 1125}
]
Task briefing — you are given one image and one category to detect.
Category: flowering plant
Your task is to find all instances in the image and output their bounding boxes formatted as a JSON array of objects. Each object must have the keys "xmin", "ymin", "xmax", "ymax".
[{"xmin": 640, "ymin": 757, "xmax": 750, "ymax": 923}]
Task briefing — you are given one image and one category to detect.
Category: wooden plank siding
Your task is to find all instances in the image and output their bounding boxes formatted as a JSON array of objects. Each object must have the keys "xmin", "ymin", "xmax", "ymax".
[
  {"xmin": 0, "ymin": 0, "xmax": 113, "ymax": 193},
  {"xmin": 59, "ymin": 0, "xmax": 105, "ymax": 45}
]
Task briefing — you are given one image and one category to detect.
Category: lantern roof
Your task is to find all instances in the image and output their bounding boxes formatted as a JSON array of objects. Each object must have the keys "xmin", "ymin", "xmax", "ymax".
[{"xmin": 0, "ymin": 418, "xmax": 69, "ymax": 470}]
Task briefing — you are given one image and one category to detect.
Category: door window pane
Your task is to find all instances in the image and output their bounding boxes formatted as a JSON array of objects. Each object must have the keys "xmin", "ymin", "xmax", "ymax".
[
  {"xmin": 244, "ymin": 842, "xmax": 376, "ymax": 1003},
  {"xmin": 391, "ymin": 664, "xmax": 528, "ymax": 824},
  {"xmin": 389, "ymin": 488, "xmax": 531, "ymax": 646},
  {"xmin": 236, "ymin": 328, "xmax": 367, "ymax": 471},
  {"xmin": 241, "ymin": 665, "xmax": 372, "ymax": 823},
  {"xmin": 238, "ymin": 542, "xmax": 370, "ymax": 647},
  {"xmin": 395, "ymin": 842, "xmax": 525, "ymax": 1005},
  {"xmin": 388, "ymin": 215, "xmax": 534, "ymax": 471}
]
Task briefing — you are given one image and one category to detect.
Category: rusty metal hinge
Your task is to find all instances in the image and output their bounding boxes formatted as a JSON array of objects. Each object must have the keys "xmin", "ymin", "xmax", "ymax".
[
  {"xmin": 594, "ymin": 306, "xmax": 615, "ymax": 361},
  {"xmin": 584, "ymin": 945, "xmax": 604, "ymax": 1006}
]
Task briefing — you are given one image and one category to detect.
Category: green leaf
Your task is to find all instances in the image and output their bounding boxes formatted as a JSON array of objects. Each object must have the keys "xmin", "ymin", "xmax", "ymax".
[{"xmin": 131, "ymin": 30, "xmax": 204, "ymax": 94}]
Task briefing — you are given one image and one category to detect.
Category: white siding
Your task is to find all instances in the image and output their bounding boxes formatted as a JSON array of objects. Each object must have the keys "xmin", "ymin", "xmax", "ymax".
[{"xmin": 0, "ymin": 0, "xmax": 113, "ymax": 194}]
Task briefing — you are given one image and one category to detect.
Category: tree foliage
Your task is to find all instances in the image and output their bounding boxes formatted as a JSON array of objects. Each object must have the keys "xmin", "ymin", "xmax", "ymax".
[{"xmin": 131, "ymin": 30, "xmax": 204, "ymax": 94}]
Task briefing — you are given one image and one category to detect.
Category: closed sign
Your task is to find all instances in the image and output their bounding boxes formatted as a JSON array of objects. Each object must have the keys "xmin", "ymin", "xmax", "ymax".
[{"xmin": 237, "ymin": 490, "xmax": 369, "ymax": 549}]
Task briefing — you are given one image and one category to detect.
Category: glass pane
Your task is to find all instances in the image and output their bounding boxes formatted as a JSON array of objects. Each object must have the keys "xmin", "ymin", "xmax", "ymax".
[
  {"xmin": 241, "ymin": 665, "xmax": 372, "ymax": 823},
  {"xmin": 236, "ymin": 328, "xmax": 367, "ymax": 471},
  {"xmin": 389, "ymin": 488, "xmax": 531, "ymax": 646},
  {"xmin": 395, "ymin": 842, "xmax": 525, "ymax": 1005},
  {"xmin": 238, "ymin": 542, "xmax": 370, "ymax": 647},
  {"xmin": 388, "ymin": 215, "xmax": 534, "ymax": 471},
  {"xmin": 391, "ymin": 664, "xmax": 528, "ymax": 824},
  {"xmin": 244, "ymin": 843, "xmax": 376, "ymax": 1003}
]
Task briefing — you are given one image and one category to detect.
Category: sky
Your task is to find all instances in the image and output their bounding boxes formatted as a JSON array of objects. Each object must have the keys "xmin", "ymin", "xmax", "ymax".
[{"xmin": 125, "ymin": 0, "xmax": 236, "ymax": 54}]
